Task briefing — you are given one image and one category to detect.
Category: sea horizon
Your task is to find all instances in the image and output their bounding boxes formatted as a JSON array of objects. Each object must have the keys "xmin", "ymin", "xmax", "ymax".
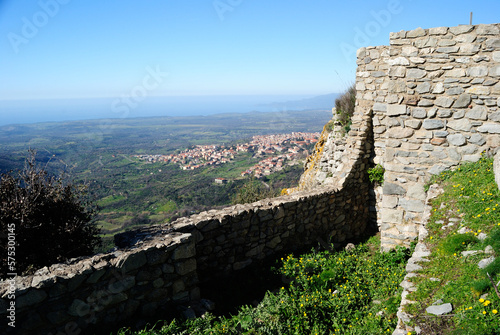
[{"xmin": 0, "ymin": 94, "xmax": 337, "ymax": 127}]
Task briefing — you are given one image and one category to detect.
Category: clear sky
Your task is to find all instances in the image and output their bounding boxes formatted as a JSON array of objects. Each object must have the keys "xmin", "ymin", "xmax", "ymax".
[{"xmin": 0, "ymin": 0, "xmax": 499, "ymax": 116}]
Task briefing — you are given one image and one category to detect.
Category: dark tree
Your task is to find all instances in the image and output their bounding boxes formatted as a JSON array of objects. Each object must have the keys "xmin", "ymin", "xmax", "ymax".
[{"xmin": 0, "ymin": 151, "xmax": 101, "ymax": 275}]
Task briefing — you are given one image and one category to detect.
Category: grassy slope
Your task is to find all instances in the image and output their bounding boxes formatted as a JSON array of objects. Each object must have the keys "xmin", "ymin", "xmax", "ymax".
[{"xmin": 405, "ymin": 156, "xmax": 500, "ymax": 335}]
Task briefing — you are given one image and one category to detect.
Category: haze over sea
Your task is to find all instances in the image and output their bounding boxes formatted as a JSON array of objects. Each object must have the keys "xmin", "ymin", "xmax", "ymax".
[{"xmin": 0, "ymin": 94, "xmax": 336, "ymax": 127}]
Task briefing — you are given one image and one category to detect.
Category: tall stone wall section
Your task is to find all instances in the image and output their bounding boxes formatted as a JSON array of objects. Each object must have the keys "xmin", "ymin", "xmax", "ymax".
[
  {"xmin": 295, "ymin": 110, "xmax": 351, "ymax": 191},
  {"xmin": 355, "ymin": 23, "xmax": 500, "ymax": 250},
  {"xmin": 0, "ymin": 108, "xmax": 372, "ymax": 334}
]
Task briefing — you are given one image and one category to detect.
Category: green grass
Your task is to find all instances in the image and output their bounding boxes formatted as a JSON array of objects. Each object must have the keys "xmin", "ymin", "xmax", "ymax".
[
  {"xmin": 154, "ymin": 200, "xmax": 177, "ymax": 214},
  {"xmin": 405, "ymin": 156, "xmax": 500, "ymax": 334},
  {"xmin": 116, "ymin": 235, "xmax": 411, "ymax": 335}
]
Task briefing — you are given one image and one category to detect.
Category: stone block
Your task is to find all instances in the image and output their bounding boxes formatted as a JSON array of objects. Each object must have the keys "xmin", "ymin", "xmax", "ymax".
[
  {"xmin": 175, "ymin": 259, "xmax": 197, "ymax": 276},
  {"xmin": 411, "ymin": 108, "xmax": 427, "ymax": 119},
  {"xmin": 459, "ymin": 44, "xmax": 480, "ymax": 54},
  {"xmin": 477, "ymin": 24, "xmax": 500, "ymax": 35},
  {"xmin": 117, "ymin": 251, "xmax": 147, "ymax": 273},
  {"xmin": 493, "ymin": 51, "xmax": 500, "ymax": 62},
  {"xmin": 486, "ymin": 38, "xmax": 500, "ymax": 49},
  {"xmin": 452, "ymin": 93, "xmax": 471, "ymax": 108},
  {"xmin": 399, "ymin": 198, "xmax": 425, "ymax": 212},
  {"xmin": 432, "ymin": 82, "xmax": 445, "ymax": 94},
  {"xmin": 407, "ymin": 183, "xmax": 426, "ymax": 200},
  {"xmin": 383, "ymin": 182, "xmax": 406, "ymax": 195},
  {"xmin": 494, "ymin": 152, "xmax": 500, "ymax": 191},
  {"xmin": 386, "ymin": 57, "xmax": 410, "ymax": 66},
  {"xmin": 444, "ymin": 68, "xmax": 466, "ymax": 77},
  {"xmin": 428, "ymin": 165, "xmax": 448, "ymax": 175},
  {"xmin": 466, "ymin": 86, "xmax": 490, "ymax": 95},
  {"xmin": 172, "ymin": 242, "xmax": 196, "ymax": 260},
  {"xmin": 447, "ymin": 119, "xmax": 472, "ymax": 132},
  {"xmin": 407, "ymin": 27, "xmax": 426, "ymax": 38},
  {"xmin": 466, "ymin": 66, "xmax": 488, "ymax": 77},
  {"xmin": 386, "ymin": 127, "xmax": 414, "ymax": 139},
  {"xmin": 233, "ymin": 258, "xmax": 253, "ymax": 270},
  {"xmin": 423, "ymin": 119, "xmax": 445, "ymax": 130},
  {"xmin": 437, "ymin": 46, "xmax": 459, "ymax": 53},
  {"xmin": 435, "ymin": 97, "xmax": 454, "ymax": 108},
  {"xmin": 490, "ymin": 112, "xmax": 500, "ymax": 122},
  {"xmin": 477, "ymin": 123, "xmax": 500, "ymax": 134},
  {"xmin": 416, "ymin": 82, "xmax": 431, "ymax": 94},
  {"xmin": 468, "ymin": 134, "xmax": 486, "ymax": 145},
  {"xmin": 449, "ymin": 25, "xmax": 473, "ymax": 35},
  {"xmin": 387, "ymin": 104, "xmax": 407, "ymax": 116},
  {"xmin": 407, "ymin": 69, "xmax": 426, "ymax": 79},
  {"xmin": 437, "ymin": 109, "xmax": 452, "ymax": 118},
  {"xmin": 466, "ymin": 106, "xmax": 488, "ymax": 120},
  {"xmin": 381, "ymin": 209, "xmax": 404, "ymax": 223},
  {"xmin": 429, "ymin": 26, "xmax": 448, "ymax": 35},
  {"xmin": 108, "ymin": 276, "xmax": 135, "ymax": 294},
  {"xmin": 463, "ymin": 154, "xmax": 481, "ymax": 162},
  {"xmin": 426, "ymin": 303, "xmax": 453, "ymax": 315},
  {"xmin": 447, "ymin": 133, "xmax": 467, "ymax": 146},
  {"xmin": 448, "ymin": 148, "xmax": 462, "ymax": 161},
  {"xmin": 405, "ymin": 120, "xmax": 421, "ymax": 129},
  {"xmin": 490, "ymin": 66, "xmax": 500, "ymax": 77}
]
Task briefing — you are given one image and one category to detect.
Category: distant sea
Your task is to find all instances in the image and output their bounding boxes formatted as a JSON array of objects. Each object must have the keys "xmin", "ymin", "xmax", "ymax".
[{"xmin": 0, "ymin": 94, "xmax": 338, "ymax": 126}]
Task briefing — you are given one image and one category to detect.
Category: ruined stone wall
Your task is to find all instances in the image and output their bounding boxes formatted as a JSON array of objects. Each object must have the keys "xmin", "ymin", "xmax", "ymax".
[
  {"xmin": 355, "ymin": 23, "xmax": 500, "ymax": 250},
  {"xmin": 0, "ymin": 105, "xmax": 372, "ymax": 334},
  {"xmin": 0, "ymin": 233, "xmax": 198, "ymax": 335},
  {"xmin": 294, "ymin": 110, "xmax": 351, "ymax": 191}
]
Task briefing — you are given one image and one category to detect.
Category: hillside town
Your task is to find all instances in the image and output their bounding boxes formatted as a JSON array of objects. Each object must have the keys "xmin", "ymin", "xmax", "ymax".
[{"xmin": 134, "ymin": 132, "xmax": 319, "ymax": 178}]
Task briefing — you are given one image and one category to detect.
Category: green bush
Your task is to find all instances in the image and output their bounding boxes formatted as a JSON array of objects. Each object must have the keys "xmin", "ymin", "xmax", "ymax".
[
  {"xmin": 232, "ymin": 179, "xmax": 279, "ymax": 205},
  {"xmin": 335, "ymin": 84, "xmax": 356, "ymax": 135},
  {"xmin": 368, "ymin": 164, "xmax": 385, "ymax": 185},
  {"xmin": 0, "ymin": 151, "xmax": 101, "ymax": 275}
]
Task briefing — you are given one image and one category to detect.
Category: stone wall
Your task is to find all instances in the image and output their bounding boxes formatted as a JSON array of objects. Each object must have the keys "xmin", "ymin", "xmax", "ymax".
[
  {"xmin": 0, "ymin": 104, "xmax": 373, "ymax": 334},
  {"xmin": 355, "ymin": 23, "xmax": 500, "ymax": 250},
  {"xmin": 0, "ymin": 233, "xmax": 198, "ymax": 335},
  {"xmin": 293, "ymin": 110, "xmax": 350, "ymax": 191}
]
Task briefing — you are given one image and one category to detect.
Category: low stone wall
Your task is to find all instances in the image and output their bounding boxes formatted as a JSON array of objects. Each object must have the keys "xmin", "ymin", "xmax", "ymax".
[
  {"xmin": 0, "ymin": 104, "xmax": 373, "ymax": 334},
  {"xmin": 0, "ymin": 233, "xmax": 198, "ymax": 335}
]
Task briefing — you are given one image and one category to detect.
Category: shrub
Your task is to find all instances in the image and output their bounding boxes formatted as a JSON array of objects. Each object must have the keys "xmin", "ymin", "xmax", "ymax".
[
  {"xmin": 335, "ymin": 84, "xmax": 356, "ymax": 134},
  {"xmin": 232, "ymin": 179, "xmax": 279, "ymax": 205},
  {"xmin": 0, "ymin": 151, "xmax": 101, "ymax": 275},
  {"xmin": 368, "ymin": 164, "xmax": 385, "ymax": 185}
]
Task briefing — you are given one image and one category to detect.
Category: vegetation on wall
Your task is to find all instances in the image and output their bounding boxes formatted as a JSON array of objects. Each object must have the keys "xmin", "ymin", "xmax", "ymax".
[
  {"xmin": 0, "ymin": 151, "xmax": 101, "ymax": 275},
  {"xmin": 368, "ymin": 164, "xmax": 385, "ymax": 186},
  {"xmin": 335, "ymin": 84, "xmax": 356, "ymax": 135}
]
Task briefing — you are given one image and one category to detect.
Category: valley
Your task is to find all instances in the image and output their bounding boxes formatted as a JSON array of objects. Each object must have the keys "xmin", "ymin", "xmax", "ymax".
[{"xmin": 0, "ymin": 109, "xmax": 332, "ymax": 251}]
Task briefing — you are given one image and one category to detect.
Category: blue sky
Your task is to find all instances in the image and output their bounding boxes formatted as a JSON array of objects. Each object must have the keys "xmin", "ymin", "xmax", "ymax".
[{"xmin": 0, "ymin": 0, "xmax": 499, "ymax": 122}]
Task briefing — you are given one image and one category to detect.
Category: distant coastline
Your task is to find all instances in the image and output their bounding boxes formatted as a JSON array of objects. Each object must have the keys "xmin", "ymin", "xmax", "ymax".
[{"xmin": 0, "ymin": 93, "xmax": 338, "ymax": 127}]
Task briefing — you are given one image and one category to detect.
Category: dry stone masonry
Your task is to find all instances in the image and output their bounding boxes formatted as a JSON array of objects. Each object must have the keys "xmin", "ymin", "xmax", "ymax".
[
  {"xmin": 0, "ymin": 105, "xmax": 372, "ymax": 334},
  {"xmin": 2, "ymin": 22, "xmax": 500, "ymax": 335},
  {"xmin": 355, "ymin": 23, "xmax": 500, "ymax": 250}
]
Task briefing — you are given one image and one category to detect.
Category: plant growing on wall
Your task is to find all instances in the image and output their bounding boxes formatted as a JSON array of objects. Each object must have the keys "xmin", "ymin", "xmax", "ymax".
[
  {"xmin": 367, "ymin": 164, "xmax": 385, "ymax": 185},
  {"xmin": 335, "ymin": 84, "xmax": 356, "ymax": 135}
]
